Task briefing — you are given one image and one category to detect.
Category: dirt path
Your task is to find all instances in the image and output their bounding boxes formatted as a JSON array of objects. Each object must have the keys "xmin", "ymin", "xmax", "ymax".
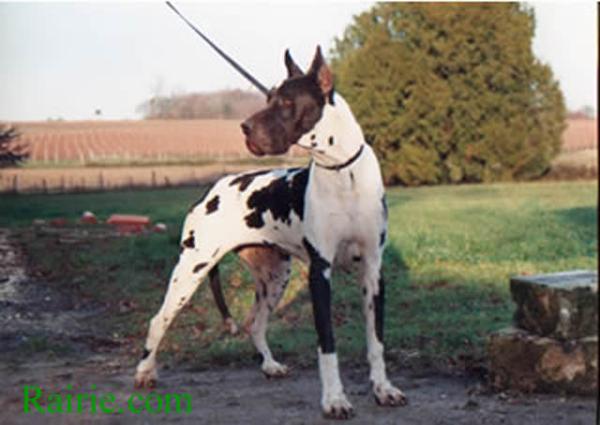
[{"xmin": 0, "ymin": 229, "xmax": 596, "ymax": 424}]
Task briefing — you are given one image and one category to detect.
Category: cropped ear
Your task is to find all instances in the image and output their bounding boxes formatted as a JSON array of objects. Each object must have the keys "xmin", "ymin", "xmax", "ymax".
[
  {"xmin": 284, "ymin": 49, "xmax": 304, "ymax": 78},
  {"xmin": 308, "ymin": 46, "xmax": 333, "ymax": 96}
]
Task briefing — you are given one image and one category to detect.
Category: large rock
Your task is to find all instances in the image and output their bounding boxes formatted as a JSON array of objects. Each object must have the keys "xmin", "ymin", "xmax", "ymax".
[
  {"xmin": 511, "ymin": 270, "xmax": 597, "ymax": 340},
  {"xmin": 488, "ymin": 327, "xmax": 597, "ymax": 395}
]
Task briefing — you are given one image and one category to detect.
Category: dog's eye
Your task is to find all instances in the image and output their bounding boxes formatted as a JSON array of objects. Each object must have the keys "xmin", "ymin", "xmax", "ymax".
[{"xmin": 280, "ymin": 98, "xmax": 294, "ymax": 108}]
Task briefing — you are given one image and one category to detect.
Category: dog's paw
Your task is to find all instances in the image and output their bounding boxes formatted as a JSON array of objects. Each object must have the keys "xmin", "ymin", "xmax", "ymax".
[
  {"xmin": 322, "ymin": 395, "xmax": 355, "ymax": 420},
  {"xmin": 223, "ymin": 317, "xmax": 239, "ymax": 335},
  {"xmin": 262, "ymin": 360, "xmax": 289, "ymax": 379},
  {"xmin": 373, "ymin": 382, "xmax": 407, "ymax": 407},
  {"xmin": 134, "ymin": 369, "xmax": 158, "ymax": 389}
]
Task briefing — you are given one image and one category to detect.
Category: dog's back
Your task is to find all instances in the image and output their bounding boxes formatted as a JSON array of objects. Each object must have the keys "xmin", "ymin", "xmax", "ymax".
[{"xmin": 185, "ymin": 166, "xmax": 310, "ymax": 260}]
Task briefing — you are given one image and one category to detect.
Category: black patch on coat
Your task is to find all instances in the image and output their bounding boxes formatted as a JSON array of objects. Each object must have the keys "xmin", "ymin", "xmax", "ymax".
[
  {"xmin": 193, "ymin": 262, "xmax": 208, "ymax": 273},
  {"xmin": 303, "ymin": 237, "xmax": 335, "ymax": 354},
  {"xmin": 244, "ymin": 168, "xmax": 308, "ymax": 228},
  {"xmin": 380, "ymin": 230, "xmax": 386, "ymax": 247},
  {"xmin": 244, "ymin": 211, "xmax": 264, "ymax": 228},
  {"xmin": 290, "ymin": 168, "xmax": 309, "ymax": 219},
  {"xmin": 382, "ymin": 195, "xmax": 388, "ymax": 220},
  {"xmin": 229, "ymin": 169, "xmax": 272, "ymax": 192},
  {"xmin": 373, "ymin": 275, "xmax": 385, "ymax": 343},
  {"xmin": 327, "ymin": 86, "xmax": 335, "ymax": 105},
  {"xmin": 205, "ymin": 196, "xmax": 220, "ymax": 214},
  {"xmin": 182, "ymin": 231, "xmax": 195, "ymax": 249},
  {"xmin": 141, "ymin": 348, "xmax": 150, "ymax": 360},
  {"xmin": 188, "ymin": 182, "xmax": 216, "ymax": 212}
]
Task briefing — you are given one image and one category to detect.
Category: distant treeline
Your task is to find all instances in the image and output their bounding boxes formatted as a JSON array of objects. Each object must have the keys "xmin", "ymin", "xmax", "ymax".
[{"xmin": 137, "ymin": 89, "xmax": 264, "ymax": 120}]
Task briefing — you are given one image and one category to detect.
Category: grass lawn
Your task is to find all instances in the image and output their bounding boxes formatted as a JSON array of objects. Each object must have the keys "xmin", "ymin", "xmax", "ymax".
[{"xmin": 0, "ymin": 180, "xmax": 597, "ymax": 371}]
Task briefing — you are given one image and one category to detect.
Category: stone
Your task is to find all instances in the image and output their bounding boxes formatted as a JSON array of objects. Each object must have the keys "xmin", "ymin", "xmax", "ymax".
[
  {"xmin": 487, "ymin": 327, "xmax": 597, "ymax": 396},
  {"xmin": 510, "ymin": 270, "xmax": 597, "ymax": 340}
]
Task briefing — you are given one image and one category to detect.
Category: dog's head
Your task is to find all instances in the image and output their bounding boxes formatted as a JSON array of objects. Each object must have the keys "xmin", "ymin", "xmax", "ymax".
[{"xmin": 241, "ymin": 46, "xmax": 334, "ymax": 156}]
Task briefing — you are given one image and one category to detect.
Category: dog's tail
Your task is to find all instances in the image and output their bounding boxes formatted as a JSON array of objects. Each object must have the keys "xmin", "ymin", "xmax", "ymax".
[{"xmin": 208, "ymin": 265, "xmax": 239, "ymax": 335}]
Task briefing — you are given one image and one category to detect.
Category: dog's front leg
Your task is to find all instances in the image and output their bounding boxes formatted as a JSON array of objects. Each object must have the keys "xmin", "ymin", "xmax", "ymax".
[
  {"xmin": 362, "ymin": 260, "xmax": 407, "ymax": 407},
  {"xmin": 303, "ymin": 237, "xmax": 354, "ymax": 420}
]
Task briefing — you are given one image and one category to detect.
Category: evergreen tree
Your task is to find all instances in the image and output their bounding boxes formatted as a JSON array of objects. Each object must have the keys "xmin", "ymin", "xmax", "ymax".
[
  {"xmin": 331, "ymin": 3, "xmax": 566, "ymax": 185},
  {"xmin": 0, "ymin": 125, "xmax": 28, "ymax": 167}
]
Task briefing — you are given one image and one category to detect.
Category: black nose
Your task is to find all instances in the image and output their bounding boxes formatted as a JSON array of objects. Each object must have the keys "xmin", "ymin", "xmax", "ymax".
[{"xmin": 241, "ymin": 120, "xmax": 252, "ymax": 136}]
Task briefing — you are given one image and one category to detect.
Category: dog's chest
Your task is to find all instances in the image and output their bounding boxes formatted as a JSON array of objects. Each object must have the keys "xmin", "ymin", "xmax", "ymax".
[{"xmin": 304, "ymin": 154, "xmax": 384, "ymax": 243}]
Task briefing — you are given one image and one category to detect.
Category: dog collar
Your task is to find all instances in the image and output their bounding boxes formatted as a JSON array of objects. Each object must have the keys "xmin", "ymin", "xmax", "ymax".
[{"xmin": 314, "ymin": 145, "xmax": 364, "ymax": 171}]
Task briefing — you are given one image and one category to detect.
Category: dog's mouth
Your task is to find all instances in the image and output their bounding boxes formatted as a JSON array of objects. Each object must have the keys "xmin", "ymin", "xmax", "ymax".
[{"xmin": 245, "ymin": 138, "xmax": 265, "ymax": 157}]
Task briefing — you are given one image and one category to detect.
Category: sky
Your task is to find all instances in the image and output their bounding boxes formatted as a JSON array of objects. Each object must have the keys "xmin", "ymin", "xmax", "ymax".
[{"xmin": 0, "ymin": 1, "xmax": 596, "ymax": 121}]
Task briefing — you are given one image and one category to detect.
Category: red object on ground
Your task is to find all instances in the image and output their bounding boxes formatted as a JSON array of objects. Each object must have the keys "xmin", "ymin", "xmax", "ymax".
[
  {"xmin": 49, "ymin": 217, "xmax": 68, "ymax": 227},
  {"xmin": 80, "ymin": 211, "xmax": 98, "ymax": 225},
  {"xmin": 106, "ymin": 214, "xmax": 151, "ymax": 234},
  {"xmin": 153, "ymin": 222, "xmax": 167, "ymax": 233}
]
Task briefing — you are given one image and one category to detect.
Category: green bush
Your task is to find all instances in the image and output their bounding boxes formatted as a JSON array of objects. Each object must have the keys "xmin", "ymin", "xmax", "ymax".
[{"xmin": 331, "ymin": 3, "xmax": 566, "ymax": 185}]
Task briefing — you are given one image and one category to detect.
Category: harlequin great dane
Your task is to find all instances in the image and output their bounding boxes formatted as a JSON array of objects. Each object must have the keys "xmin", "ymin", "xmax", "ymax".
[{"xmin": 134, "ymin": 47, "xmax": 407, "ymax": 419}]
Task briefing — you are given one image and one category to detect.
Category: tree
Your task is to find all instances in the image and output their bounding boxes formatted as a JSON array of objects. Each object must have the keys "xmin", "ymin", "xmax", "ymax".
[
  {"xmin": 0, "ymin": 125, "xmax": 29, "ymax": 167},
  {"xmin": 136, "ymin": 89, "xmax": 264, "ymax": 120},
  {"xmin": 331, "ymin": 3, "xmax": 566, "ymax": 185}
]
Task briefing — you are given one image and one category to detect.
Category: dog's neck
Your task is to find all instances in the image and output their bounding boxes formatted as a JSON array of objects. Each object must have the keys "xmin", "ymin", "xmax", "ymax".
[{"xmin": 297, "ymin": 94, "xmax": 365, "ymax": 170}]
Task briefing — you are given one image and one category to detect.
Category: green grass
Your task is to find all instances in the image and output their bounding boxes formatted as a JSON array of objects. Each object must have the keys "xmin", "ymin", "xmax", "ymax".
[{"xmin": 1, "ymin": 180, "xmax": 596, "ymax": 371}]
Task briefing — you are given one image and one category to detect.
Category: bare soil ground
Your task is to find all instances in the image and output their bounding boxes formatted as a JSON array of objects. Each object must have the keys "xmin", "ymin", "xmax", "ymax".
[{"xmin": 0, "ymin": 229, "xmax": 596, "ymax": 424}]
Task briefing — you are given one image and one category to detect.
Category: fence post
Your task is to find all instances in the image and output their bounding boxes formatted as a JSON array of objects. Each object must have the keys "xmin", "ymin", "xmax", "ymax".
[{"xmin": 12, "ymin": 175, "xmax": 18, "ymax": 193}]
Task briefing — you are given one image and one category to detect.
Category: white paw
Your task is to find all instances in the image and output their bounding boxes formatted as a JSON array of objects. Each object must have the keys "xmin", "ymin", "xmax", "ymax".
[
  {"xmin": 134, "ymin": 367, "xmax": 158, "ymax": 389},
  {"xmin": 261, "ymin": 360, "xmax": 289, "ymax": 378},
  {"xmin": 322, "ymin": 393, "xmax": 355, "ymax": 420},
  {"xmin": 373, "ymin": 381, "xmax": 407, "ymax": 407}
]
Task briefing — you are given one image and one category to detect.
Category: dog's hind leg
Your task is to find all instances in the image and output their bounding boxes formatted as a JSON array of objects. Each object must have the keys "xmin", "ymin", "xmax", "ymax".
[
  {"xmin": 238, "ymin": 246, "xmax": 292, "ymax": 378},
  {"xmin": 208, "ymin": 265, "xmax": 239, "ymax": 335},
  {"xmin": 134, "ymin": 247, "xmax": 221, "ymax": 389},
  {"xmin": 360, "ymin": 254, "xmax": 407, "ymax": 407}
]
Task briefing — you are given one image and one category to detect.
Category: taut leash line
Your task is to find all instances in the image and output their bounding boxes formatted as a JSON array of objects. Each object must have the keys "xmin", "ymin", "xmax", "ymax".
[{"xmin": 165, "ymin": 1, "xmax": 270, "ymax": 96}]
